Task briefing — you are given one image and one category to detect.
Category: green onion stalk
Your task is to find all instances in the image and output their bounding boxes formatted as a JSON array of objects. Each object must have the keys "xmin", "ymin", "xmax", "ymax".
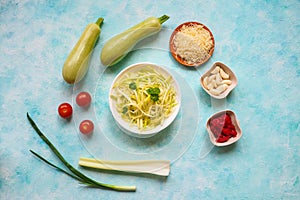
[{"xmin": 27, "ymin": 113, "xmax": 136, "ymax": 192}]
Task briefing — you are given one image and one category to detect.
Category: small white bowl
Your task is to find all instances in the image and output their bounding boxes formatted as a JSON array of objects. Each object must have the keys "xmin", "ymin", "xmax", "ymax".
[
  {"xmin": 109, "ymin": 62, "xmax": 181, "ymax": 138},
  {"xmin": 206, "ymin": 110, "xmax": 242, "ymax": 146},
  {"xmin": 200, "ymin": 62, "xmax": 237, "ymax": 99}
]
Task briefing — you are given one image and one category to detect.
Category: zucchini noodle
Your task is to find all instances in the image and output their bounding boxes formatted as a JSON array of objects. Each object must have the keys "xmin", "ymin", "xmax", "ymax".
[{"xmin": 111, "ymin": 66, "xmax": 178, "ymax": 130}]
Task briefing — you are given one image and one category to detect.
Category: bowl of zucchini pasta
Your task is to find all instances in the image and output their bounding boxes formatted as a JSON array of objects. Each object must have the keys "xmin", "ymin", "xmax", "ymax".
[{"xmin": 109, "ymin": 62, "xmax": 181, "ymax": 138}]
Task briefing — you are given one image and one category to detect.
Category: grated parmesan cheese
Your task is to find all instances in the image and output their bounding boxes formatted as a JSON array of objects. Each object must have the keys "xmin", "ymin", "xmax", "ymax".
[{"xmin": 173, "ymin": 24, "xmax": 213, "ymax": 65}]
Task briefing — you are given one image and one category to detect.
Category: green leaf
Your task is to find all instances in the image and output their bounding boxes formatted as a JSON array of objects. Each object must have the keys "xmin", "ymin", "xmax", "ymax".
[
  {"xmin": 150, "ymin": 94, "xmax": 159, "ymax": 102},
  {"xmin": 147, "ymin": 87, "xmax": 160, "ymax": 102},
  {"xmin": 129, "ymin": 82, "xmax": 137, "ymax": 90},
  {"xmin": 122, "ymin": 106, "xmax": 128, "ymax": 114},
  {"xmin": 151, "ymin": 87, "xmax": 160, "ymax": 95}
]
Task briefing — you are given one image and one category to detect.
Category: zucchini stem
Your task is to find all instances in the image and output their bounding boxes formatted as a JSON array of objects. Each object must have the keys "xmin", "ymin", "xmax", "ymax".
[
  {"xmin": 158, "ymin": 15, "xmax": 170, "ymax": 24},
  {"xmin": 95, "ymin": 17, "xmax": 104, "ymax": 27}
]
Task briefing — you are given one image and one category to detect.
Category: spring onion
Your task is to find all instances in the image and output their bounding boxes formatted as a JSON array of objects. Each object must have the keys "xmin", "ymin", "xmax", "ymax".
[
  {"xmin": 111, "ymin": 66, "xmax": 178, "ymax": 130},
  {"xmin": 79, "ymin": 157, "xmax": 170, "ymax": 176},
  {"xmin": 26, "ymin": 113, "xmax": 136, "ymax": 192}
]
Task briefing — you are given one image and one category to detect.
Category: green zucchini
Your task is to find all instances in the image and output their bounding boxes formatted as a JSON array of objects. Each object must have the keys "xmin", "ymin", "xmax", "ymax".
[
  {"xmin": 62, "ymin": 18, "xmax": 104, "ymax": 84},
  {"xmin": 100, "ymin": 15, "xmax": 169, "ymax": 66}
]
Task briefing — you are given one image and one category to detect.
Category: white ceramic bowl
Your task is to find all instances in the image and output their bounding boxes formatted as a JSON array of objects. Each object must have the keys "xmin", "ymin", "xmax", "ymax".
[
  {"xmin": 200, "ymin": 62, "xmax": 238, "ymax": 99},
  {"xmin": 206, "ymin": 110, "xmax": 242, "ymax": 146},
  {"xmin": 109, "ymin": 62, "xmax": 181, "ymax": 138}
]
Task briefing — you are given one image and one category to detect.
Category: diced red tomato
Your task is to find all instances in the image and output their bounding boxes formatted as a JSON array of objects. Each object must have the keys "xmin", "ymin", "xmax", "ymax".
[{"xmin": 216, "ymin": 135, "xmax": 231, "ymax": 143}]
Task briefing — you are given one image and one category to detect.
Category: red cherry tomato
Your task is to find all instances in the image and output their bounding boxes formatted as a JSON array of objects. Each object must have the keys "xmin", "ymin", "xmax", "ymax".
[
  {"xmin": 79, "ymin": 120, "xmax": 94, "ymax": 135},
  {"xmin": 58, "ymin": 103, "xmax": 73, "ymax": 118},
  {"xmin": 76, "ymin": 92, "xmax": 92, "ymax": 107}
]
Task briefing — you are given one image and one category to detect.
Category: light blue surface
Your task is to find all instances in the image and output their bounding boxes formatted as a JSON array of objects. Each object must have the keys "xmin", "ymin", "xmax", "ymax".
[{"xmin": 1, "ymin": 0, "xmax": 300, "ymax": 199}]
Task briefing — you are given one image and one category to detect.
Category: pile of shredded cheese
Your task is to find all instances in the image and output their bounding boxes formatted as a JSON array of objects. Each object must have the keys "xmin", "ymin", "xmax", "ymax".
[{"xmin": 173, "ymin": 24, "xmax": 213, "ymax": 65}]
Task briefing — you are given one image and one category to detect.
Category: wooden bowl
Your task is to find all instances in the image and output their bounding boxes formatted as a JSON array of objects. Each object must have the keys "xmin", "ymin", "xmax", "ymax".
[{"xmin": 169, "ymin": 21, "xmax": 215, "ymax": 67}]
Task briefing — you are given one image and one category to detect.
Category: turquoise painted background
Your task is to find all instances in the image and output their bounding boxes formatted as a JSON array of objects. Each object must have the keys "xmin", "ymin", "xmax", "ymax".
[{"xmin": 1, "ymin": 0, "xmax": 299, "ymax": 199}]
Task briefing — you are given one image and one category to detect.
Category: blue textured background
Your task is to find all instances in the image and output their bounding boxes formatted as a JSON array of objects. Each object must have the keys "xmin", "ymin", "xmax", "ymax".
[{"xmin": 1, "ymin": 0, "xmax": 299, "ymax": 199}]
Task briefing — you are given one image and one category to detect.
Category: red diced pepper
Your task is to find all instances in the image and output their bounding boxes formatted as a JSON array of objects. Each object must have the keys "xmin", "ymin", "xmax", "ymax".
[
  {"xmin": 216, "ymin": 120, "xmax": 226, "ymax": 129},
  {"xmin": 224, "ymin": 123, "xmax": 235, "ymax": 130},
  {"xmin": 231, "ymin": 129, "xmax": 237, "ymax": 137},
  {"xmin": 225, "ymin": 113, "xmax": 232, "ymax": 124},
  {"xmin": 216, "ymin": 135, "xmax": 231, "ymax": 143},
  {"xmin": 212, "ymin": 122, "xmax": 222, "ymax": 130},
  {"xmin": 210, "ymin": 118, "xmax": 221, "ymax": 127},
  {"xmin": 210, "ymin": 120, "xmax": 222, "ymax": 134},
  {"xmin": 222, "ymin": 128, "xmax": 233, "ymax": 136},
  {"xmin": 211, "ymin": 127, "xmax": 222, "ymax": 138}
]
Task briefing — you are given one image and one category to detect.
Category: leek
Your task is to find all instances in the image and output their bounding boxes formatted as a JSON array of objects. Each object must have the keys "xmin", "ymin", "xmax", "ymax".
[{"xmin": 79, "ymin": 157, "xmax": 170, "ymax": 176}]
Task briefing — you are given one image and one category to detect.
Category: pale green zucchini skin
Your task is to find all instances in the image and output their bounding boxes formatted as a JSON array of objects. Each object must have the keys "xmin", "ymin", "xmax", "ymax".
[
  {"xmin": 62, "ymin": 18, "xmax": 103, "ymax": 84},
  {"xmin": 100, "ymin": 15, "xmax": 169, "ymax": 66}
]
